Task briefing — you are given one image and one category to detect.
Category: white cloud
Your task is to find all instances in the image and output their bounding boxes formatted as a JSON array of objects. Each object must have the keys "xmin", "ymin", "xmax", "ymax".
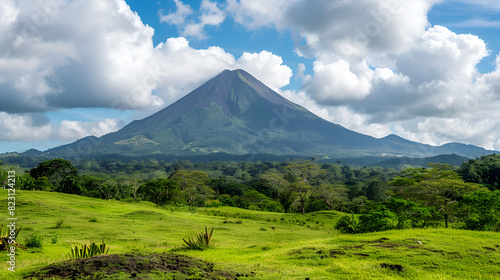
[
  {"xmin": 397, "ymin": 26, "xmax": 489, "ymax": 85},
  {"xmin": 452, "ymin": 18, "xmax": 500, "ymax": 29},
  {"xmin": 227, "ymin": 0, "xmax": 500, "ymax": 150},
  {"xmin": 235, "ymin": 51, "xmax": 293, "ymax": 90},
  {"xmin": 226, "ymin": 0, "xmax": 291, "ymax": 29},
  {"xmin": 302, "ymin": 60, "xmax": 373, "ymax": 104},
  {"xmin": 0, "ymin": 0, "xmax": 290, "ymax": 113},
  {"xmin": 2, "ymin": 0, "xmax": 499, "ymax": 152},
  {"xmin": 152, "ymin": 37, "xmax": 236, "ymax": 105},
  {"xmin": 159, "ymin": 0, "xmax": 193, "ymax": 26},
  {"xmin": 481, "ymin": 52, "xmax": 500, "ymax": 96},
  {"xmin": 228, "ymin": 0, "xmax": 437, "ymax": 59},
  {"xmin": 0, "ymin": 112, "xmax": 119, "ymax": 142},
  {"xmin": 449, "ymin": 0, "xmax": 500, "ymax": 11},
  {"xmin": 0, "ymin": 0, "xmax": 296, "ymax": 150},
  {"xmin": 137, "ymin": 38, "xmax": 293, "ymax": 108},
  {"xmin": 161, "ymin": 0, "xmax": 225, "ymax": 39},
  {"xmin": 0, "ymin": 0, "xmax": 163, "ymax": 112},
  {"xmin": 58, "ymin": 119, "xmax": 120, "ymax": 140}
]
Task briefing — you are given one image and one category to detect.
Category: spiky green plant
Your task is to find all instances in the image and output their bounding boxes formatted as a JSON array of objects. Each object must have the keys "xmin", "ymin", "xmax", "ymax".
[
  {"xmin": 0, "ymin": 224, "xmax": 27, "ymax": 251},
  {"xmin": 69, "ymin": 238, "xmax": 109, "ymax": 259},
  {"xmin": 182, "ymin": 226, "xmax": 214, "ymax": 250}
]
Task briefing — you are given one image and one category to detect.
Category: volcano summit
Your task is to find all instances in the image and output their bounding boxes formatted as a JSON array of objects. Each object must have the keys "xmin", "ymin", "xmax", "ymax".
[{"xmin": 46, "ymin": 69, "xmax": 493, "ymax": 159}]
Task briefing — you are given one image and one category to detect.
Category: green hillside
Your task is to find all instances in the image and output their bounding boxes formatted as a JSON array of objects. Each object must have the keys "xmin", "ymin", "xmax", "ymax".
[{"xmin": 1, "ymin": 190, "xmax": 499, "ymax": 279}]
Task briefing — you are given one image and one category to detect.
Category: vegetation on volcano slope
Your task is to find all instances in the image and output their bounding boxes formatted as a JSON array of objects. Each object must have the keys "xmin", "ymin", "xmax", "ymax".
[{"xmin": 0, "ymin": 190, "xmax": 500, "ymax": 279}]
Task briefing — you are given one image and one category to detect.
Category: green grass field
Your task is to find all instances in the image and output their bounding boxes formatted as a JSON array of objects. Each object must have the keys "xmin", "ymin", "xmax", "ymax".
[{"xmin": 1, "ymin": 189, "xmax": 500, "ymax": 279}]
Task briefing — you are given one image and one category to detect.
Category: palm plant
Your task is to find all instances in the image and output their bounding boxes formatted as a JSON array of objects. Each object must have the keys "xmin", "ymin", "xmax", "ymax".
[
  {"xmin": 69, "ymin": 238, "xmax": 109, "ymax": 259},
  {"xmin": 0, "ymin": 224, "xmax": 27, "ymax": 251},
  {"xmin": 182, "ymin": 226, "xmax": 214, "ymax": 250}
]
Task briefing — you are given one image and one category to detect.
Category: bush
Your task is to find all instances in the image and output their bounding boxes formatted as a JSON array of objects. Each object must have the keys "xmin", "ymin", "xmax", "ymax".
[
  {"xmin": 335, "ymin": 211, "xmax": 397, "ymax": 234},
  {"xmin": 1, "ymin": 225, "xmax": 27, "ymax": 251},
  {"xmin": 69, "ymin": 239, "xmax": 109, "ymax": 259},
  {"xmin": 357, "ymin": 211, "xmax": 397, "ymax": 233},
  {"xmin": 182, "ymin": 226, "xmax": 214, "ymax": 250},
  {"xmin": 25, "ymin": 232, "xmax": 43, "ymax": 248},
  {"xmin": 335, "ymin": 214, "xmax": 359, "ymax": 234},
  {"xmin": 55, "ymin": 218, "xmax": 65, "ymax": 228}
]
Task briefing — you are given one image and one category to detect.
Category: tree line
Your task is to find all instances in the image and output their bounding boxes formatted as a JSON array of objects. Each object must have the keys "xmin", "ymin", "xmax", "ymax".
[{"xmin": 1, "ymin": 153, "xmax": 499, "ymax": 232}]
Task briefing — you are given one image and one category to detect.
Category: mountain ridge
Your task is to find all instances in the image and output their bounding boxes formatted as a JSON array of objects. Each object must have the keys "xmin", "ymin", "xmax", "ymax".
[{"xmin": 40, "ymin": 69, "xmax": 497, "ymax": 160}]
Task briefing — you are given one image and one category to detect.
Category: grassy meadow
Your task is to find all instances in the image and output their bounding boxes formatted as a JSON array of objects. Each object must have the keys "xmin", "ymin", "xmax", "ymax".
[{"xmin": 1, "ymin": 189, "xmax": 500, "ymax": 279}]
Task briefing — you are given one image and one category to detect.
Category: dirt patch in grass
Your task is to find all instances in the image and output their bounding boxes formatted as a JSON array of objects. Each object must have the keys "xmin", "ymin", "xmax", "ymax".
[
  {"xmin": 380, "ymin": 263, "xmax": 404, "ymax": 272},
  {"xmin": 25, "ymin": 252, "xmax": 241, "ymax": 279}
]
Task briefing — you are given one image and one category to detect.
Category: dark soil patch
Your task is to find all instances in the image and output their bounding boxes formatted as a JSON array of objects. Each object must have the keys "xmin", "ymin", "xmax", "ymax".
[
  {"xmin": 483, "ymin": 246, "xmax": 496, "ymax": 252},
  {"xmin": 353, "ymin": 253, "xmax": 370, "ymax": 257},
  {"xmin": 25, "ymin": 252, "xmax": 240, "ymax": 279},
  {"xmin": 328, "ymin": 250, "xmax": 346, "ymax": 257},
  {"xmin": 362, "ymin": 238, "xmax": 390, "ymax": 243},
  {"xmin": 380, "ymin": 263, "xmax": 404, "ymax": 272},
  {"xmin": 340, "ymin": 244, "xmax": 364, "ymax": 250},
  {"xmin": 374, "ymin": 242, "xmax": 420, "ymax": 249}
]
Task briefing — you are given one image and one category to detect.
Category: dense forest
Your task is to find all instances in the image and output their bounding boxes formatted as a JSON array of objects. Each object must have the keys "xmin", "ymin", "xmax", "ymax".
[{"xmin": 2, "ymin": 153, "xmax": 500, "ymax": 233}]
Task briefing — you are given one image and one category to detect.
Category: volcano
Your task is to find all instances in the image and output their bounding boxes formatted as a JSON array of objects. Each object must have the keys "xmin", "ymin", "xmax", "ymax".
[{"xmin": 46, "ymin": 69, "xmax": 494, "ymax": 159}]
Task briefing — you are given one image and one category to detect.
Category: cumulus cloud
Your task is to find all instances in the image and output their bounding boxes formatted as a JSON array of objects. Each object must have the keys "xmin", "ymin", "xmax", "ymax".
[
  {"xmin": 152, "ymin": 37, "xmax": 236, "ymax": 104},
  {"xmin": 226, "ymin": 0, "xmax": 290, "ymax": 30},
  {"xmin": 2, "ymin": 0, "xmax": 499, "ymax": 152},
  {"xmin": 227, "ymin": 0, "xmax": 500, "ymax": 150},
  {"xmin": 235, "ymin": 51, "xmax": 293, "ymax": 90},
  {"xmin": 228, "ymin": 0, "xmax": 437, "ymax": 59},
  {"xmin": 397, "ymin": 26, "xmax": 489, "ymax": 85},
  {"xmin": 160, "ymin": 0, "xmax": 225, "ymax": 39},
  {"xmin": 302, "ymin": 60, "xmax": 373, "ymax": 104},
  {"xmin": 0, "ymin": 0, "xmax": 163, "ymax": 113},
  {"xmin": 159, "ymin": 0, "xmax": 193, "ymax": 26},
  {"xmin": 0, "ymin": 0, "xmax": 294, "ymax": 151},
  {"xmin": 0, "ymin": 0, "xmax": 291, "ymax": 113},
  {"xmin": 0, "ymin": 112, "xmax": 119, "ymax": 142}
]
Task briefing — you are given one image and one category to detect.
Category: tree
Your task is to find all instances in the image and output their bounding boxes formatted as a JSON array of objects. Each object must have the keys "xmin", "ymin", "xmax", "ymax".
[
  {"xmin": 60, "ymin": 174, "xmax": 82, "ymax": 195},
  {"xmin": 317, "ymin": 184, "xmax": 349, "ymax": 211},
  {"xmin": 459, "ymin": 154, "xmax": 500, "ymax": 190},
  {"xmin": 117, "ymin": 177, "xmax": 142, "ymax": 202},
  {"xmin": 366, "ymin": 180, "xmax": 389, "ymax": 202},
  {"xmin": 171, "ymin": 170, "xmax": 213, "ymax": 210},
  {"xmin": 285, "ymin": 162, "xmax": 322, "ymax": 214},
  {"xmin": 262, "ymin": 173, "xmax": 294, "ymax": 213},
  {"xmin": 30, "ymin": 159, "xmax": 79, "ymax": 193},
  {"xmin": 34, "ymin": 176, "xmax": 53, "ymax": 191},
  {"xmin": 138, "ymin": 179, "xmax": 181, "ymax": 205},
  {"xmin": 391, "ymin": 164, "xmax": 484, "ymax": 228},
  {"xmin": 461, "ymin": 190, "xmax": 500, "ymax": 231}
]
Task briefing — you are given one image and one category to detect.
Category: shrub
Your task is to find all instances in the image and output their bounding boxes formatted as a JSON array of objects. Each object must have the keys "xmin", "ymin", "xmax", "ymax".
[
  {"xmin": 25, "ymin": 231, "xmax": 43, "ymax": 248},
  {"xmin": 51, "ymin": 234, "xmax": 58, "ymax": 244},
  {"xmin": 0, "ymin": 225, "xmax": 27, "ymax": 251},
  {"xmin": 182, "ymin": 226, "xmax": 214, "ymax": 250},
  {"xmin": 335, "ymin": 211, "xmax": 397, "ymax": 234},
  {"xmin": 335, "ymin": 214, "xmax": 359, "ymax": 234},
  {"xmin": 357, "ymin": 211, "xmax": 397, "ymax": 233},
  {"xmin": 55, "ymin": 218, "xmax": 65, "ymax": 228},
  {"xmin": 69, "ymin": 239, "xmax": 109, "ymax": 259}
]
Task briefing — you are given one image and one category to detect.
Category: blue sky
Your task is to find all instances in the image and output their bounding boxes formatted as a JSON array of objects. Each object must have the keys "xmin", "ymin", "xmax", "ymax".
[{"xmin": 1, "ymin": 0, "xmax": 500, "ymax": 154}]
